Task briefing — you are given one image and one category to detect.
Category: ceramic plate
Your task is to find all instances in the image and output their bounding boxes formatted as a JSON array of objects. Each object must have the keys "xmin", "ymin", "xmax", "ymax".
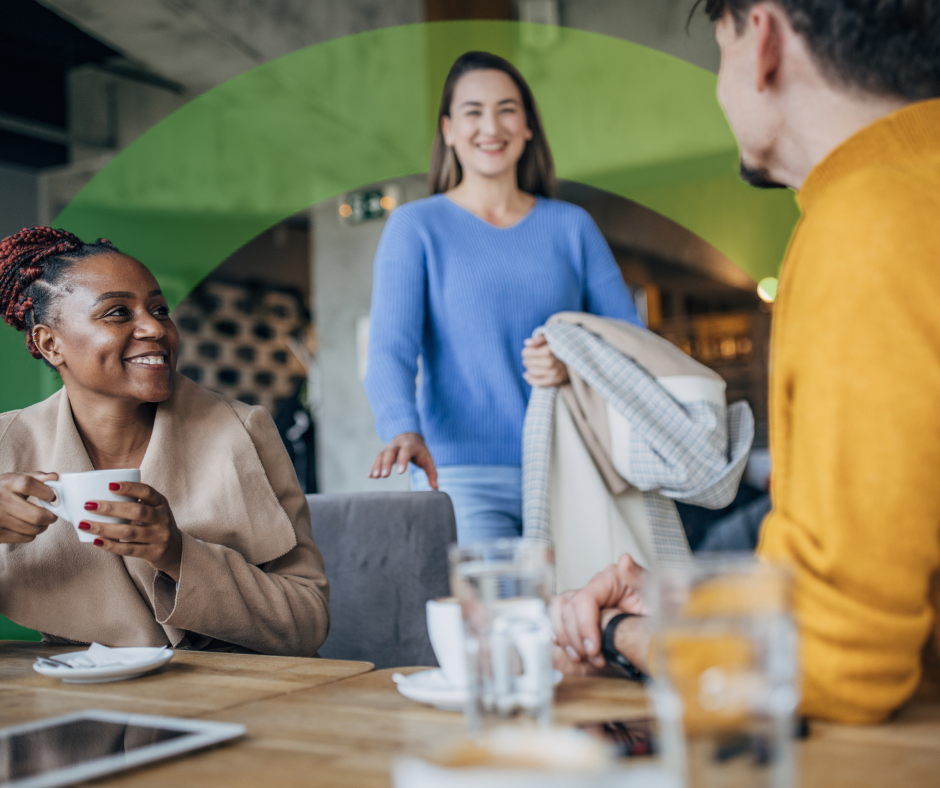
[
  {"xmin": 33, "ymin": 648, "xmax": 174, "ymax": 684},
  {"xmin": 393, "ymin": 668, "xmax": 563, "ymax": 712}
]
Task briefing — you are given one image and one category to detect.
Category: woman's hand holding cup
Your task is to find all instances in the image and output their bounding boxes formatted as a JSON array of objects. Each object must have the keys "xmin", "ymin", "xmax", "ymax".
[
  {"xmin": 81, "ymin": 481, "xmax": 183, "ymax": 582},
  {"xmin": 0, "ymin": 472, "xmax": 58, "ymax": 544}
]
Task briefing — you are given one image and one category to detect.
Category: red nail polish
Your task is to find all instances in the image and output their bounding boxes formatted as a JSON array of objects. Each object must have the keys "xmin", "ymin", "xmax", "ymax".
[
  {"xmin": 109, "ymin": 483, "xmax": 120, "ymax": 491},
  {"xmin": 84, "ymin": 502, "xmax": 98, "ymax": 511},
  {"xmin": 94, "ymin": 539, "xmax": 104, "ymax": 547},
  {"xmin": 78, "ymin": 522, "xmax": 91, "ymax": 530}
]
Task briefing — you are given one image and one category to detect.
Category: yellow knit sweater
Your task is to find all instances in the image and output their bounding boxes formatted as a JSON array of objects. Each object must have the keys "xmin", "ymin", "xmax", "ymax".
[{"xmin": 758, "ymin": 98, "xmax": 940, "ymax": 724}]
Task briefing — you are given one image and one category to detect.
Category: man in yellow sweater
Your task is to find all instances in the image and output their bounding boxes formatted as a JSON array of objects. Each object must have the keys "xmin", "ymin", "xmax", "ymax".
[{"xmin": 550, "ymin": 0, "xmax": 940, "ymax": 723}]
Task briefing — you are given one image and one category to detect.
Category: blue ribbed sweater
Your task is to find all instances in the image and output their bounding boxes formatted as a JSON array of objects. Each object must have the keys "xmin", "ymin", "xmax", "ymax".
[{"xmin": 364, "ymin": 194, "xmax": 642, "ymax": 467}]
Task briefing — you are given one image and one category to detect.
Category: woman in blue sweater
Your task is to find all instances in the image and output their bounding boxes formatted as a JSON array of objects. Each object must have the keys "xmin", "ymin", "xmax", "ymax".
[{"xmin": 365, "ymin": 51, "xmax": 642, "ymax": 544}]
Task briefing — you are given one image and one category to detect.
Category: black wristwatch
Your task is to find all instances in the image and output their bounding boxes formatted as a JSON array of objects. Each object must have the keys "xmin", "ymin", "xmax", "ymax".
[{"xmin": 601, "ymin": 613, "xmax": 647, "ymax": 681}]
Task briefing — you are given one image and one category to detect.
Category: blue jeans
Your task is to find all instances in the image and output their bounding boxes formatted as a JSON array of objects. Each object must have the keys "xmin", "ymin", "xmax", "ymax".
[{"xmin": 410, "ymin": 465, "xmax": 523, "ymax": 545}]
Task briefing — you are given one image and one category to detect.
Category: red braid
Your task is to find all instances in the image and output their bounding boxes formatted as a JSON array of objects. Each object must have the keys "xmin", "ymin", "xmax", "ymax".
[{"xmin": 0, "ymin": 227, "xmax": 85, "ymax": 357}]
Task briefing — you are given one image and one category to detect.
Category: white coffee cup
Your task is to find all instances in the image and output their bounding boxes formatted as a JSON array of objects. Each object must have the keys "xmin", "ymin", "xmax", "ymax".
[
  {"xmin": 426, "ymin": 597, "xmax": 468, "ymax": 689},
  {"xmin": 38, "ymin": 469, "xmax": 141, "ymax": 543}
]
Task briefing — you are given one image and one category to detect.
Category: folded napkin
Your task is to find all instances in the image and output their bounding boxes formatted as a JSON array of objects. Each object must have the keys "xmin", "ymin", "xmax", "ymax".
[{"xmin": 56, "ymin": 643, "xmax": 169, "ymax": 668}]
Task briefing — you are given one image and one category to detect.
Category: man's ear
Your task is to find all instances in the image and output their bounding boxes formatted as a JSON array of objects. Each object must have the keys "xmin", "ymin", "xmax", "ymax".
[
  {"xmin": 32, "ymin": 324, "xmax": 65, "ymax": 369},
  {"xmin": 751, "ymin": 5, "xmax": 783, "ymax": 92}
]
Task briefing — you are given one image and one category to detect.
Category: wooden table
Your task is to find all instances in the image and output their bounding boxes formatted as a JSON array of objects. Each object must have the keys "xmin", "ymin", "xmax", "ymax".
[
  {"xmin": 0, "ymin": 641, "xmax": 373, "ymax": 726},
  {"xmin": 69, "ymin": 667, "xmax": 654, "ymax": 788},
  {"xmin": 3, "ymin": 643, "xmax": 940, "ymax": 787}
]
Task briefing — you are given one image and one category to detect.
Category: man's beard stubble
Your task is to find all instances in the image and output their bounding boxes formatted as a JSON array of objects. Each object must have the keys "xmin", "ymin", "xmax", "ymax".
[{"xmin": 739, "ymin": 161, "xmax": 788, "ymax": 190}]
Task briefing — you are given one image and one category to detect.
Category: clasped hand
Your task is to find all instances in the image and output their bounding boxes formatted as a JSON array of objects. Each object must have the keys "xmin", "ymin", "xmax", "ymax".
[
  {"xmin": 0, "ymin": 472, "xmax": 183, "ymax": 582},
  {"xmin": 549, "ymin": 554, "xmax": 649, "ymax": 672}
]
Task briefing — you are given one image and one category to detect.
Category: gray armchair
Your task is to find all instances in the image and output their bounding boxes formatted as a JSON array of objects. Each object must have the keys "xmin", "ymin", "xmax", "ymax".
[{"xmin": 306, "ymin": 491, "xmax": 456, "ymax": 669}]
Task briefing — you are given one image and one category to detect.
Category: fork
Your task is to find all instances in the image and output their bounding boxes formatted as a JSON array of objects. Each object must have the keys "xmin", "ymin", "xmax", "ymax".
[{"xmin": 35, "ymin": 655, "xmax": 77, "ymax": 669}]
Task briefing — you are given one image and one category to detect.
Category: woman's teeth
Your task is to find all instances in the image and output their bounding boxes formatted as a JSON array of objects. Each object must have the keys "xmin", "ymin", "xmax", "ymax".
[
  {"xmin": 129, "ymin": 356, "xmax": 165, "ymax": 365},
  {"xmin": 478, "ymin": 143, "xmax": 505, "ymax": 151}
]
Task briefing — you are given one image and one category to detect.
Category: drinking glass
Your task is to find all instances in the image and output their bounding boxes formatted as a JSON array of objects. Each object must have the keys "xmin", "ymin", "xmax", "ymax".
[
  {"xmin": 646, "ymin": 555, "xmax": 798, "ymax": 788},
  {"xmin": 448, "ymin": 539, "xmax": 555, "ymax": 736}
]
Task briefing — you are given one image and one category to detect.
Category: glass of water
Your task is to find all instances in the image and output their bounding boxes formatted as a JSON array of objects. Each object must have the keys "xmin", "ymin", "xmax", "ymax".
[
  {"xmin": 448, "ymin": 539, "xmax": 555, "ymax": 736},
  {"xmin": 647, "ymin": 555, "xmax": 799, "ymax": 788}
]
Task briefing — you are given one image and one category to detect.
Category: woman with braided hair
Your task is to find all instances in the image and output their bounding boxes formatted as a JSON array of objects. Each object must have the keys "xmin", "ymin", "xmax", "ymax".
[{"xmin": 0, "ymin": 227, "xmax": 329, "ymax": 655}]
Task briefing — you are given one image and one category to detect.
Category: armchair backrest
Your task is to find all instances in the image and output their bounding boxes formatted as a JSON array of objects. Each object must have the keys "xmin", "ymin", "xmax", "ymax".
[{"xmin": 306, "ymin": 491, "xmax": 456, "ymax": 669}]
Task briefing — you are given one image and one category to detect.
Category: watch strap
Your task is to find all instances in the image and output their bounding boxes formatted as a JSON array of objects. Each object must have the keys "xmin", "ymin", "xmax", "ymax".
[{"xmin": 601, "ymin": 612, "xmax": 647, "ymax": 681}]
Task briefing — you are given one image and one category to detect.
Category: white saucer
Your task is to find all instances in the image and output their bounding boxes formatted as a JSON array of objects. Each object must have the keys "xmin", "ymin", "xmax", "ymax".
[
  {"xmin": 393, "ymin": 669, "xmax": 564, "ymax": 712},
  {"xmin": 33, "ymin": 648, "xmax": 174, "ymax": 684}
]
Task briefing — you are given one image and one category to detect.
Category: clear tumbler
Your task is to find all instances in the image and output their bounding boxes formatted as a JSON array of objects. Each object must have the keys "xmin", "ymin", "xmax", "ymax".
[
  {"xmin": 448, "ymin": 539, "xmax": 555, "ymax": 736},
  {"xmin": 647, "ymin": 555, "xmax": 799, "ymax": 788}
]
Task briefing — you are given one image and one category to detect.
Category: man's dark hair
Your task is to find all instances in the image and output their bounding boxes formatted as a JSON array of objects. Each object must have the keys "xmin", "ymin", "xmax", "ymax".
[{"xmin": 693, "ymin": 1, "xmax": 940, "ymax": 100}]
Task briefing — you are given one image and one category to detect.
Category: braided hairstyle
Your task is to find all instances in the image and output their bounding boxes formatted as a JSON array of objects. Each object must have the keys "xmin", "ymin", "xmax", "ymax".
[{"xmin": 0, "ymin": 226, "xmax": 120, "ymax": 361}]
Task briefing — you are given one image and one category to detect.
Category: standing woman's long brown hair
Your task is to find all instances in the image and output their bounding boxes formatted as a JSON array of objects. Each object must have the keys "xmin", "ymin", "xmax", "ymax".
[{"xmin": 428, "ymin": 51, "xmax": 556, "ymax": 197}]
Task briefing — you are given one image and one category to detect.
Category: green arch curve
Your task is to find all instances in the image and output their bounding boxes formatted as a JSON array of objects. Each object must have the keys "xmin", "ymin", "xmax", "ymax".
[{"xmin": 1, "ymin": 20, "xmax": 799, "ymax": 411}]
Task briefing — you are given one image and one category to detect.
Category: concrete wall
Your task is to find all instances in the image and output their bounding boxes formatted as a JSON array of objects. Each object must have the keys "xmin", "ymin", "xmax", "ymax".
[
  {"xmin": 0, "ymin": 163, "xmax": 63, "ymax": 412},
  {"xmin": 68, "ymin": 65, "xmax": 187, "ymax": 164},
  {"xmin": 35, "ymin": 0, "xmax": 422, "ymax": 224},
  {"xmin": 184, "ymin": 0, "xmax": 424, "ymax": 62},
  {"xmin": 563, "ymin": 0, "xmax": 720, "ymax": 73},
  {"xmin": 38, "ymin": 66, "xmax": 186, "ymax": 223},
  {"xmin": 0, "ymin": 163, "xmax": 38, "ymax": 239},
  {"xmin": 313, "ymin": 175, "xmax": 427, "ymax": 493},
  {"xmin": 39, "ymin": 0, "xmax": 424, "ymax": 95}
]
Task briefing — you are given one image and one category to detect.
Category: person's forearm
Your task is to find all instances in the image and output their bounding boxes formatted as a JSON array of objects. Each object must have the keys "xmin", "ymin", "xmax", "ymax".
[
  {"xmin": 154, "ymin": 532, "xmax": 330, "ymax": 656},
  {"xmin": 613, "ymin": 614, "xmax": 652, "ymax": 674},
  {"xmin": 363, "ymin": 357, "xmax": 422, "ymax": 441}
]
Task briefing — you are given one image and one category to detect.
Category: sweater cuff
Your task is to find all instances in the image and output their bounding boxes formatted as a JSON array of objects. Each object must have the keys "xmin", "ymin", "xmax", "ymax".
[
  {"xmin": 152, "ymin": 571, "xmax": 179, "ymax": 623},
  {"xmin": 379, "ymin": 414, "xmax": 423, "ymax": 443},
  {"xmin": 154, "ymin": 531, "xmax": 201, "ymax": 626}
]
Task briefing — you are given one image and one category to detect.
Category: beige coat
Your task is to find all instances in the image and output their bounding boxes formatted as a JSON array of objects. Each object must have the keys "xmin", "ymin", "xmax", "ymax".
[
  {"xmin": 0, "ymin": 373, "xmax": 329, "ymax": 656},
  {"xmin": 528, "ymin": 312, "xmax": 751, "ymax": 590},
  {"xmin": 549, "ymin": 312, "xmax": 726, "ymax": 495}
]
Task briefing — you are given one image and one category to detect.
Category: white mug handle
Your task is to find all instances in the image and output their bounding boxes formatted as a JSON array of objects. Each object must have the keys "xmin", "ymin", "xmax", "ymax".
[{"xmin": 37, "ymin": 480, "xmax": 68, "ymax": 521}]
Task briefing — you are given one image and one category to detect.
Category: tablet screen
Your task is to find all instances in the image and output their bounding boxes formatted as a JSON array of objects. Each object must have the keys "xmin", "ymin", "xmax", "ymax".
[
  {"xmin": 0, "ymin": 712, "xmax": 244, "ymax": 788},
  {"xmin": 1, "ymin": 719, "xmax": 189, "ymax": 783}
]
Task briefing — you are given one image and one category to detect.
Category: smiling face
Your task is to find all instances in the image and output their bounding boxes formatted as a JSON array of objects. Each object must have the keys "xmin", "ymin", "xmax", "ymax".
[
  {"xmin": 35, "ymin": 252, "xmax": 179, "ymax": 404},
  {"xmin": 441, "ymin": 68, "xmax": 533, "ymax": 184}
]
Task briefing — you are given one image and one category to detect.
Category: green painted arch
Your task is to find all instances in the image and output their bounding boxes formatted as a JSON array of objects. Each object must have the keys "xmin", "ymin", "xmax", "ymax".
[{"xmin": 1, "ymin": 20, "xmax": 800, "ymax": 412}]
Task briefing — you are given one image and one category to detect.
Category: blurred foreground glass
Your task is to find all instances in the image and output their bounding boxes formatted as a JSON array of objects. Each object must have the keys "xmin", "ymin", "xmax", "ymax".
[
  {"xmin": 449, "ymin": 539, "xmax": 555, "ymax": 736},
  {"xmin": 647, "ymin": 556, "xmax": 798, "ymax": 788}
]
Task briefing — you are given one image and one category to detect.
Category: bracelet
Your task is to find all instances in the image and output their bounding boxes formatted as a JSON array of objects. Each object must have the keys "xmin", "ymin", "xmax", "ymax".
[{"xmin": 601, "ymin": 613, "xmax": 647, "ymax": 681}]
